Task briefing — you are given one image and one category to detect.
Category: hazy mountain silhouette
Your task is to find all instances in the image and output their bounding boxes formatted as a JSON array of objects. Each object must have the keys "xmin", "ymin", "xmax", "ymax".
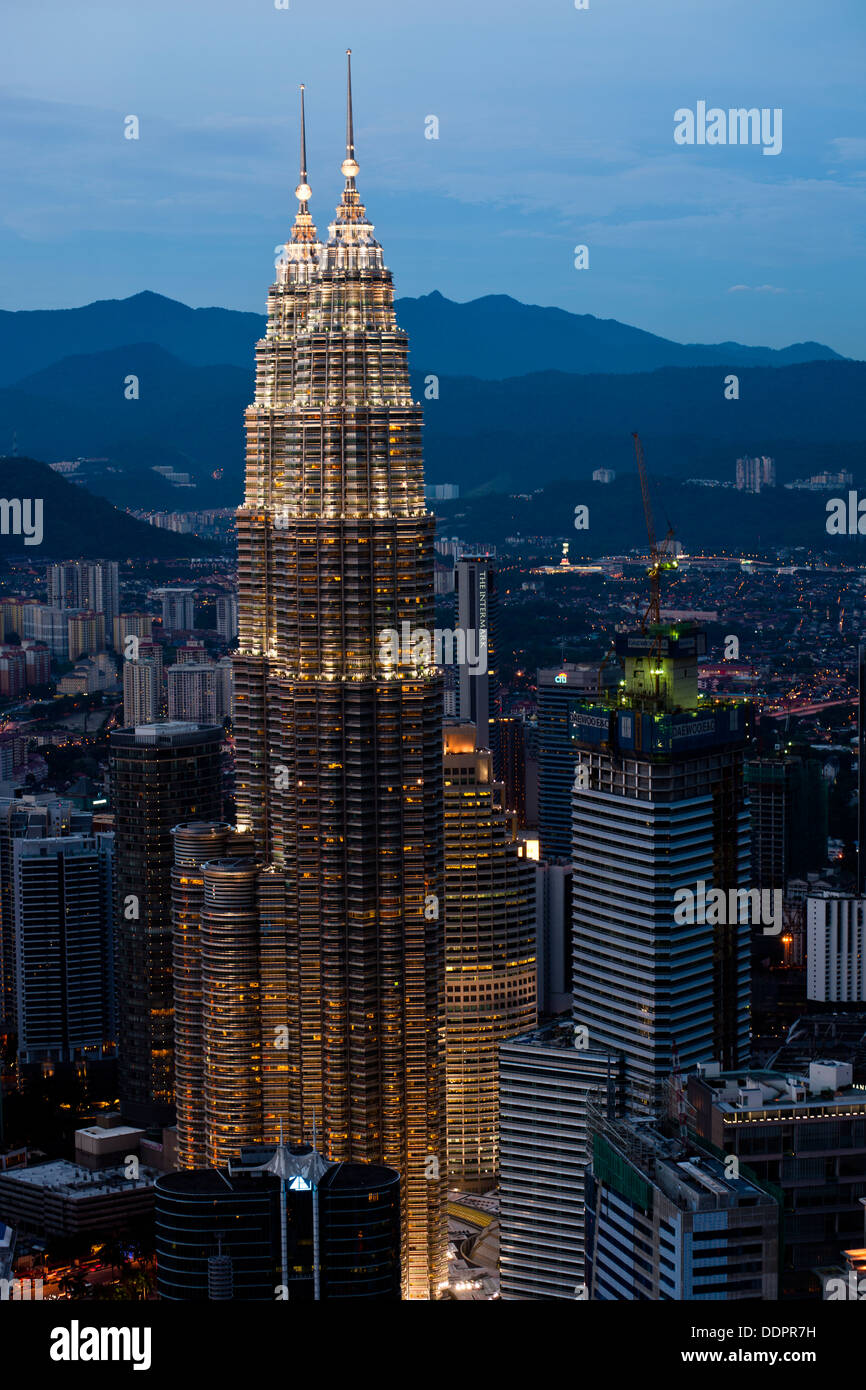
[
  {"xmin": 0, "ymin": 289, "xmax": 845, "ymax": 387},
  {"xmin": 0, "ymin": 456, "xmax": 212, "ymax": 558}
]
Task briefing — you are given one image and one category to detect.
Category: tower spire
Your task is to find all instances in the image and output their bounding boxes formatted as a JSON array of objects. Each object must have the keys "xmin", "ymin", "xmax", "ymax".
[
  {"xmin": 341, "ymin": 49, "xmax": 359, "ymax": 185},
  {"xmin": 295, "ymin": 84, "xmax": 312, "ymax": 211}
]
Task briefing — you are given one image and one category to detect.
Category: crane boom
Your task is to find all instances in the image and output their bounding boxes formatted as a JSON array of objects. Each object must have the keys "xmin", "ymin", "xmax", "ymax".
[{"xmin": 632, "ymin": 431, "xmax": 676, "ymax": 631}]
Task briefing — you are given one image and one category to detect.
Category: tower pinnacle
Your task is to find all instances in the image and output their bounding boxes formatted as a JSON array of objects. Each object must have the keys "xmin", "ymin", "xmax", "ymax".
[
  {"xmin": 295, "ymin": 84, "xmax": 312, "ymax": 207},
  {"xmin": 341, "ymin": 49, "xmax": 359, "ymax": 182}
]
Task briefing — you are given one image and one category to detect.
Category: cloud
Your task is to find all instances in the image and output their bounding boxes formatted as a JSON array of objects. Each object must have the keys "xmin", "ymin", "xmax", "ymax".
[
  {"xmin": 727, "ymin": 284, "xmax": 789, "ymax": 295},
  {"xmin": 829, "ymin": 137, "xmax": 866, "ymax": 163}
]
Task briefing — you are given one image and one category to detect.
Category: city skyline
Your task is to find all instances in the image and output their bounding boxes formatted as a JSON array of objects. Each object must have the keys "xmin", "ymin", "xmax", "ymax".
[{"xmin": 1, "ymin": 3, "xmax": 866, "ymax": 1335}]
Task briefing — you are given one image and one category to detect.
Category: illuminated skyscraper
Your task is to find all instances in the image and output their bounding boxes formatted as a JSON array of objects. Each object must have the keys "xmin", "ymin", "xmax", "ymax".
[
  {"xmin": 111, "ymin": 722, "xmax": 223, "ymax": 1126},
  {"xmin": 232, "ymin": 61, "xmax": 446, "ymax": 1298},
  {"xmin": 442, "ymin": 723, "xmax": 535, "ymax": 1189},
  {"xmin": 455, "ymin": 555, "xmax": 497, "ymax": 755}
]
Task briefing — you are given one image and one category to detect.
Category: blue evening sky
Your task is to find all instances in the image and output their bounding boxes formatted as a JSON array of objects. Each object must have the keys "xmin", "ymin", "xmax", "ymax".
[{"xmin": 1, "ymin": 0, "xmax": 864, "ymax": 356}]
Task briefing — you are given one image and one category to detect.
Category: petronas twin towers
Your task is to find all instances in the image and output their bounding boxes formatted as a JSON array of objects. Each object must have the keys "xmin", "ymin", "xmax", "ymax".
[{"xmin": 231, "ymin": 53, "xmax": 447, "ymax": 1298}]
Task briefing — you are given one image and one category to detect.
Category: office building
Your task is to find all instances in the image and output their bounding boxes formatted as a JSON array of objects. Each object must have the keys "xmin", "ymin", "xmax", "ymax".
[
  {"xmin": 571, "ymin": 624, "xmax": 751, "ymax": 1116},
  {"xmin": 745, "ymin": 756, "xmax": 827, "ymax": 890},
  {"xmin": 498, "ymin": 1020, "xmax": 616, "ymax": 1299},
  {"xmin": 534, "ymin": 861, "xmax": 572, "ymax": 1017},
  {"xmin": 155, "ymin": 1145, "xmax": 400, "ymax": 1301},
  {"xmin": 13, "ymin": 833, "xmax": 115, "ymax": 1065},
  {"xmin": 687, "ymin": 1061, "xmax": 866, "ymax": 1297},
  {"xmin": 200, "ymin": 858, "xmax": 262, "ymax": 1167},
  {"xmin": 172, "ymin": 823, "xmax": 249, "ymax": 1170},
  {"xmin": 536, "ymin": 661, "xmax": 619, "ymax": 860},
  {"xmin": 110, "ymin": 722, "xmax": 223, "ymax": 1126},
  {"xmin": 442, "ymin": 724, "xmax": 535, "ymax": 1189},
  {"xmin": 491, "ymin": 713, "xmax": 526, "ymax": 823},
  {"xmin": 807, "ymin": 894, "xmax": 866, "ymax": 1001},
  {"xmin": 231, "ymin": 63, "xmax": 446, "ymax": 1297},
  {"xmin": 584, "ymin": 1109, "xmax": 779, "ymax": 1300},
  {"xmin": 455, "ymin": 555, "xmax": 498, "ymax": 756},
  {"xmin": 0, "ymin": 1159, "xmax": 156, "ymax": 1239}
]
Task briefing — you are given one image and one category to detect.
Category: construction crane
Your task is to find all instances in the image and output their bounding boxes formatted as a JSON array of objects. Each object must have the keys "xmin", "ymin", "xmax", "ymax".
[{"xmin": 632, "ymin": 431, "xmax": 677, "ymax": 630}]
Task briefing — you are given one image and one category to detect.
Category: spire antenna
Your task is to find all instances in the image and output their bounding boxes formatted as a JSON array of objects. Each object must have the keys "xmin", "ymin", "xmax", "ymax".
[
  {"xmin": 341, "ymin": 49, "xmax": 360, "ymax": 183},
  {"xmin": 295, "ymin": 84, "xmax": 312, "ymax": 208}
]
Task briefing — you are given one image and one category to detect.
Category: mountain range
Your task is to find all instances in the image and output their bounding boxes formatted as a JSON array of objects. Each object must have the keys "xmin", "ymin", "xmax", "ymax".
[
  {"xmin": 0, "ymin": 291, "xmax": 860, "ymax": 508},
  {"xmin": 0, "ymin": 289, "xmax": 845, "ymax": 388}
]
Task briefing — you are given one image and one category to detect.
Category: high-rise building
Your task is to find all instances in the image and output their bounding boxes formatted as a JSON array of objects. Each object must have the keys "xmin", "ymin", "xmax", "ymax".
[
  {"xmin": 584, "ymin": 1109, "xmax": 779, "ymax": 1300},
  {"xmin": 171, "ymin": 823, "xmax": 252, "ymax": 1169},
  {"xmin": 155, "ymin": 1144, "xmax": 400, "ymax": 1301},
  {"xmin": 498, "ymin": 1019, "xmax": 615, "ymax": 1299},
  {"xmin": 66, "ymin": 610, "xmax": 105, "ymax": 661},
  {"xmin": 500, "ymin": 623, "xmax": 753, "ymax": 1297},
  {"xmin": 113, "ymin": 612, "xmax": 153, "ymax": 655},
  {"xmin": 442, "ymin": 723, "xmax": 535, "ymax": 1189},
  {"xmin": 807, "ymin": 894, "xmax": 866, "ymax": 1001},
  {"xmin": 735, "ymin": 456, "xmax": 776, "ymax": 492},
  {"xmin": 200, "ymin": 858, "xmax": 262, "ymax": 1167},
  {"xmin": 110, "ymin": 722, "xmax": 223, "ymax": 1126},
  {"xmin": 231, "ymin": 63, "xmax": 446, "ymax": 1298},
  {"xmin": 167, "ymin": 661, "xmax": 229, "ymax": 724},
  {"xmin": 491, "ymin": 713, "xmax": 526, "ymax": 823},
  {"xmin": 13, "ymin": 833, "xmax": 115, "ymax": 1066},
  {"xmin": 154, "ymin": 588, "xmax": 196, "ymax": 636},
  {"xmin": 572, "ymin": 624, "xmax": 751, "ymax": 1116},
  {"xmin": 176, "ymin": 639, "xmax": 207, "ymax": 665},
  {"xmin": 215, "ymin": 594, "xmax": 238, "ymax": 645},
  {"xmin": 21, "ymin": 641, "xmax": 50, "ymax": 687},
  {"xmin": 745, "ymin": 756, "xmax": 827, "ymax": 890},
  {"xmin": 0, "ymin": 796, "xmax": 82, "ymax": 1031},
  {"xmin": 533, "ymin": 860, "xmax": 572, "ymax": 1017},
  {"xmin": 29, "ymin": 605, "xmax": 68, "ymax": 660},
  {"xmin": 536, "ymin": 661, "xmax": 619, "ymax": 860},
  {"xmin": 0, "ymin": 647, "xmax": 26, "ymax": 698},
  {"xmin": 123, "ymin": 655, "xmax": 161, "ymax": 726},
  {"xmin": 455, "ymin": 555, "xmax": 498, "ymax": 756},
  {"xmin": 48, "ymin": 561, "xmax": 119, "ymax": 629}
]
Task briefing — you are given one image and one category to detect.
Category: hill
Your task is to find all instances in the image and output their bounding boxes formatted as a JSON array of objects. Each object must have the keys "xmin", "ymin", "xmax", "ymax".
[{"xmin": 0, "ymin": 456, "xmax": 214, "ymax": 559}]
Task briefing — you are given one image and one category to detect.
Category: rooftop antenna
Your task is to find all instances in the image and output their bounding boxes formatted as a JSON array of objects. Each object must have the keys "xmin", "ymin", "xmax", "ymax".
[
  {"xmin": 341, "ymin": 49, "xmax": 359, "ymax": 185},
  {"xmin": 295, "ymin": 84, "xmax": 312, "ymax": 211}
]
